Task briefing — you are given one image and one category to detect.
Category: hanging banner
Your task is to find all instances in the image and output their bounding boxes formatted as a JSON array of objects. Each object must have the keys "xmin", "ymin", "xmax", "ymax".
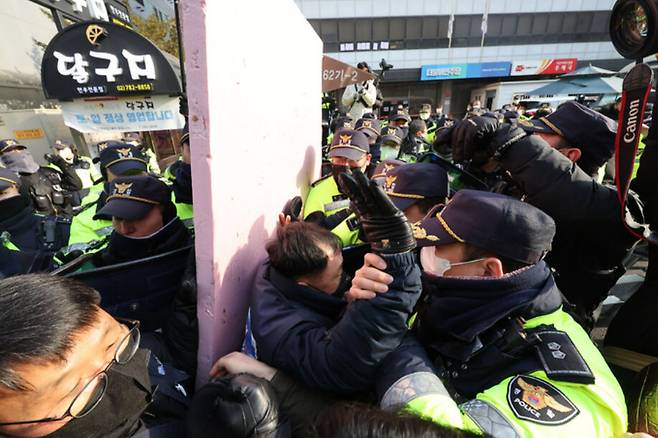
[
  {"xmin": 511, "ymin": 59, "xmax": 578, "ymax": 76},
  {"xmin": 322, "ymin": 55, "xmax": 376, "ymax": 92},
  {"xmin": 60, "ymin": 95, "xmax": 185, "ymax": 133},
  {"xmin": 41, "ymin": 20, "xmax": 181, "ymax": 100}
]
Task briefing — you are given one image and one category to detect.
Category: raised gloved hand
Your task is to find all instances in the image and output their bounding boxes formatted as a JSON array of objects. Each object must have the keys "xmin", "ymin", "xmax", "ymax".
[
  {"xmin": 187, "ymin": 373, "xmax": 284, "ymax": 438},
  {"xmin": 450, "ymin": 116, "xmax": 526, "ymax": 165},
  {"xmin": 337, "ymin": 169, "xmax": 415, "ymax": 254},
  {"xmin": 45, "ymin": 153, "xmax": 70, "ymax": 169}
]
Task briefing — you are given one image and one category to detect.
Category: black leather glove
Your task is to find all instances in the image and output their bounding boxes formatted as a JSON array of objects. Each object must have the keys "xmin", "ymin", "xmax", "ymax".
[
  {"xmin": 45, "ymin": 153, "xmax": 71, "ymax": 169},
  {"xmin": 179, "ymin": 94, "xmax": 189, "ymax": 117},
  {"xmin": 451, "ymin": 116, "xmax": 526, "ymax": 165},
  {"xmin": 281, "ymin": 196, "xmax": 302, "ymax": 222},
  {"xmin": 336, "ymin": 169, "xmax": 415, "ymax": 254},
  {"xmin": 187, "ymin": 373, "xmax": 285, "ymax": 438}
]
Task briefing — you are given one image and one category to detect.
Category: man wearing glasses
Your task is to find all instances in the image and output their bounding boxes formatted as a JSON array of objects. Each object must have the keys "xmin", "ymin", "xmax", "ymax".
[{"xmin": 0, "ymin": 274, "xmax": 189, "ymax": 438}]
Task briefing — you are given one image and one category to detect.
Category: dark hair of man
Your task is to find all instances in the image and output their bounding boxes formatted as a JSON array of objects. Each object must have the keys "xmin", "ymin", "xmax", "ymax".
[
  {"xmin": 463, "ymin": 243, "xmax": 530, "ymax": 274},
  {"xmin": 266, "ymin": 222, "xmax": 341, "ymax": 280},
  {"xmin": 312, "ymin": 402, "xmax": 488, "ymax": 438},
  {"xmin": 409, "ymin": 119, "xmax": 427, "ymax": 137},
  {"xmin": 0, "ymin": 274, "xmax": 101, "ymax": 392}
]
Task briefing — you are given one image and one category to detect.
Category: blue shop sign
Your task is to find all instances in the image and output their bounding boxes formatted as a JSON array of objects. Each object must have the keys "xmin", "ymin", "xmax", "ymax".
[{"xmin": 421, "ymin": 62, "xmax": 511, "ymax": 81}]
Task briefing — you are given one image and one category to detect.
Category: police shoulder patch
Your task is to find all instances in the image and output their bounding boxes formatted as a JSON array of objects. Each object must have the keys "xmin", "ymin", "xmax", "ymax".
[{"xmin": 507, "ymin": 375, "xmax": 579, "ymax": 426}]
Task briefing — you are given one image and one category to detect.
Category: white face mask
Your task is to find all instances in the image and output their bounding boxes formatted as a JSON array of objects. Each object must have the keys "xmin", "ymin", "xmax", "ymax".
[
  {"xmin": 420, "ymin": 246, "xmax": 486, "ymax": 276},
  {"xmin": 419, "ymin": 112, "xmax": 430, "ymax": 121}
]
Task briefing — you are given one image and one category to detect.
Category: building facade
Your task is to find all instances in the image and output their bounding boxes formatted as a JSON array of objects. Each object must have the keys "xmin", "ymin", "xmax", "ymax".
[{"xmin": 296, "ymin": 0, "xmax": 626, "ymax": 116}]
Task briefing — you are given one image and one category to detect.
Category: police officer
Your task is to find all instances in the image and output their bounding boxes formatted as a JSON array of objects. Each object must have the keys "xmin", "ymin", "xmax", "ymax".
[
  {"xmin": 68, "ymin": 142, "xmax": 150, "ymax": 246},
  {"xmin": 303, "ymin": 129, "xmax": 371, "ymax": 247},
  {"xmin": 379, "ymin": 126, "xmax": 405, "ymax": 161},
  {"xmin": 82, "ymin": 175, "xmax": 192, "ymax": 269},
  {"xmin": 0, "ymin": 138, "xmax": 82, "ymax": 217},
  {"xmin": 399, "ymin": 119, "xmax": 432, "ymax": 163},
  {"xmin": 370, "ymin": 159, "xmax": 405, "ymax": 187},
  {"xmin": 382, "ymin": 163, "xmax": 448, "ymax": 223},
  {"xmin": 164, "ymin": 128, "xmax": 194, "ymax": 223},
  {"xmin": 441, "ymin": 101, "xmax": 639, "ymax": 325},
  {"xmin": 123, "ymin": 132, "xmax": 161, "ymax": 175},
  {"xmin": 352, "ymin": 190, "xmax": 627, "ymax": 437},
  {"xmin": 0, "ymin": 169, "xmax": 68, "ymax": 275},
  {"xmin": 354, "ymin": 117, "xmax": 381, "ymax": 167},
  {"xmin": 52, "ymin": 140, "xmax": 100, "ymax": 190},
  {"xmin": 419, "ymin": 104, "xmax": 439, "ymax": 144}
]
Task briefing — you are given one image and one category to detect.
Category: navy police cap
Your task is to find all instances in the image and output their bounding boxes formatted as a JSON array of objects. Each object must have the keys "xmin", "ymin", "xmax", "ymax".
[
  {"xmin": 329, "ymin": 129, "xmax": 370, "ymax": 161},
  {"xmin": 518, "ymin": 100, "xmax": 617, "ymax": 169},
  {"xmin": 414, "ymin": 189, "xmax": 555, "ymax": 265},
  {"xmin": 0, "ymin": 168, "xmax": 20, "ymax": 191},
  {"xmin": 94, "ymin": 175, "xmax": 172, "ymax": 221},
  {"xmin": 384, "ymin": 163, "xmax": 449, "ymax": 211},
  {"xmin": 99, "ymin": 142, "xmax": 148, "ymax": 175},
  {"xmin": 354, "ymin": 118, "xmax": 381, "ymax": 139},
  {"xmin": 0, "ymin": 139, "xmax": 26, "ymax": 154}
]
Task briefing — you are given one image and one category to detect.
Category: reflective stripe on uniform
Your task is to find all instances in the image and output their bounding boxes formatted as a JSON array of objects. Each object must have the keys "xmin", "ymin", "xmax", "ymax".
[{"xmin": 460, "ymin": 399, "xmax": 521, "ymax": 438}]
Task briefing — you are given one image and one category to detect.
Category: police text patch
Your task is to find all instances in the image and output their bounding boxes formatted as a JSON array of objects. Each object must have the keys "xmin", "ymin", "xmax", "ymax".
[{"xmin": 507, "ymin": 375, "xmax": 579, "ymax": 425}]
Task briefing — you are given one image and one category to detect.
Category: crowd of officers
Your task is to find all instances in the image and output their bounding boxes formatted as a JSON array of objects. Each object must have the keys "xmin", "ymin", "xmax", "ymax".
[{"xmin": 0, "ymin": 91, "xmax": 656, "ymax": 438}]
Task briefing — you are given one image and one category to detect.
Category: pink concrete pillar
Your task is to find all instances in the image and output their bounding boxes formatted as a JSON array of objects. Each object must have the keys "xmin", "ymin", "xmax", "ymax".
[{"xmin": 179, "ymin": 0, "xmax": 322, "ymax": 384}]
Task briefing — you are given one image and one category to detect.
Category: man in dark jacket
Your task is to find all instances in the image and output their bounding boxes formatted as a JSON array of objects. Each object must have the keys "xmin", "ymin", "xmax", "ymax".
[
  {"xmin": 251, "ymin": 170, "xmax": 420, "ymax": 394},
  {"xmin": 440, "ymin": 102, "xmax": 641, "ymax": 323},
  {"xmin": 0, "ymin": 139, "xmax": 82, "ymax": 217}
]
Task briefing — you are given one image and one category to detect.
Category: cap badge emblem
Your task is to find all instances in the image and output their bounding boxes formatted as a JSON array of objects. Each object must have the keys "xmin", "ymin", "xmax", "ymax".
[
  {"xmin": 412, "ymin": 223, "xmax": 439, "ymax": 241},
  {"xmin": 116, "ymin": 148, "xmax": 133, "ymax": 158},
  {"xmin": 339, "ymin": 134, "xmax": 352, "ymax": 146},
  {"xmin": 114, "ymin": 182, "xmax": 133, "ymax": 195}
]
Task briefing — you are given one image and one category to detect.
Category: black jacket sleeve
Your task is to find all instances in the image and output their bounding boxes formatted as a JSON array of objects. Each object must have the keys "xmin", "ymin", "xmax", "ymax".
[
  {"xmin": 498, "ymin": 135, "xmax": 622, "ymax": 224},
  {"xmin": 51, "ymin": 163, "xmax": 83, "ymax": 191}
]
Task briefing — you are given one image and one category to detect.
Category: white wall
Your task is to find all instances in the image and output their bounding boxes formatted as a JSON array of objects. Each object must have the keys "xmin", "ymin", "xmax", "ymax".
[{"xmin": 180, "ymin": 0, "xmax": 322, "ymax": 384}]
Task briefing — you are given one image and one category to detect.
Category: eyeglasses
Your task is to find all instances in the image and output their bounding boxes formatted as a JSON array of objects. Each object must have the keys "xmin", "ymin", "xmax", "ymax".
[{"xmin": 0, "ymin": 318, "xmax": 140, "ymax": 426}]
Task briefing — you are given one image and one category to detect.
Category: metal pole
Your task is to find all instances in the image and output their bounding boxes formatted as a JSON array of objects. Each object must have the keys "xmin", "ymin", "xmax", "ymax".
[{"xmin": 174, "ymin": 0, "xmax": 187, "ymax": 93}]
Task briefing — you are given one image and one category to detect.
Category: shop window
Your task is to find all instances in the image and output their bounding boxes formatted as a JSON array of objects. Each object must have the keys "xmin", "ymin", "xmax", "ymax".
[
  {"xmin": 453, "ymin": 15, "xmax": 470, "ymax": 38},
  {"xmin": 517, "ymin": 15, "xmax": 533, "ymax": 36},
  {"xmin": 562, "ymin": 13, "xmax": 577, "ymax": 34},
  {"xmin": 501, "ymin": 16, "xmax": 518, "ymax": 37},
  {"xmin": 389, "ymin": 18, "xmax": 405, "ymax": 40},
  {"xmin": 373, "ymin": 18, "xmax": 388, "ymax": 40},
  {"xmin": 355, "ymin": 18, "xmax": 371, "ymax": 41},
  {"xmin": 321, "ymin": 20, "xmax": 338, "ymax": 42},
  {"xmin": 422, "ymin": 17, "xmax": 438, "ymax": 39},
  {"xmin": 532, "ymin": 14, "xmax": 548, "ymax": 34},
  {"xmin": 406, "ymin": 17, "xmax": 421, "ymax": 39},
  {"xmin": 591, "ymin": 11, "xmax": 610, "ymax": 33},
  {"xmin": 485, "ymin": 15, "xmax": 503, "ymax": 37},
  {"xmin": 338, "ymin": 20, "xmax": 355, "ymax": 42},
  {"xmin": 547, "ymin": 13, "xmax": 564, "ymax": 34}
]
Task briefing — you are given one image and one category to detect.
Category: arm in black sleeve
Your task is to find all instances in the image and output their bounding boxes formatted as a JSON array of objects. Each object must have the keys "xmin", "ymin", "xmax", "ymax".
[
  {"xmin": 271, "ymin": 251, "xmax": 421, "ymax": 394},
  {"xmin": 497, "ymin": 135, "xmax": 621, "ymax": 224},
  {"xmin": 56, "ymin": 164, "xmax": 83, "ymax": 191},
  {"xmin": 269, "ymin": 371, "xmax": 338, "ymax": 436}
]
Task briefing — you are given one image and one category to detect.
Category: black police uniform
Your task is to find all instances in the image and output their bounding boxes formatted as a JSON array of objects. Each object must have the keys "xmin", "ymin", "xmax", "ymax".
[
  {"xmin": 0, "ymin": 139, "xmax": 83, "ymax": 216},
  {"xmin": 0, "ymin": 169, "xmax": 69, "ymax": 275}
]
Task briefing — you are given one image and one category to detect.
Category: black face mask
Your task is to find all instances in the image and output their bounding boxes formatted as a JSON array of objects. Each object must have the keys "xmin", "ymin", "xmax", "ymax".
[
  {"xmin": 333, "ymin": 270, "xmax": 352, "ymax": 298},
  {"xmin": 44, "ymin": 349, "xmax": 154, "ymax": 438}
]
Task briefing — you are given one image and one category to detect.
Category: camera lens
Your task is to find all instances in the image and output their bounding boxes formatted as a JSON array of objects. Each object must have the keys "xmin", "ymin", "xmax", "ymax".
[
  {"xmin": 610, "ymin": 0, "xmax": 658, "ymax": 59},
  {"xmin": 620, "ymin": 2, "xmax": 648, "ymax": 43}
]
